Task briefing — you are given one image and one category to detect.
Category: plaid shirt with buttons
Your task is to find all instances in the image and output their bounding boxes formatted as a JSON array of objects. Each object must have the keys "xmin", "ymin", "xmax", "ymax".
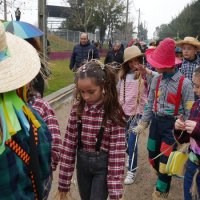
[
  {"xmin": 58, "ymin": 103, "xmax": 126, "ymax": 200},
  {"xmin": 32, "ymin": 96, "xmax": 62, "ymax": 171}
]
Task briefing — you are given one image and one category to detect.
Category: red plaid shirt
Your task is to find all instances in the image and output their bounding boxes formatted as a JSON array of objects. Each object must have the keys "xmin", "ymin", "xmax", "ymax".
[
  {"xmin": 58, "ymin": 103, "xmax": 126, "ymax": 200},
  {"xmin": 32, "ymin": 96, "xmax": 62, "ymax": 171}
]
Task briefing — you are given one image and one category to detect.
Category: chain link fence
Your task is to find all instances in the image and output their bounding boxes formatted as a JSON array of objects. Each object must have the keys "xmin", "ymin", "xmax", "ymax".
[{"xmin": 48, "ymin": 25, "xmax": 97, "ymax": 51}]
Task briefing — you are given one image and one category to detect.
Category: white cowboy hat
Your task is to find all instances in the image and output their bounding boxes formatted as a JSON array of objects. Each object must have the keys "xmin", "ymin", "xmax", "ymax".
[{"xmin": 0, "ymin": 21, "xmax": 40, "ymax": 93}]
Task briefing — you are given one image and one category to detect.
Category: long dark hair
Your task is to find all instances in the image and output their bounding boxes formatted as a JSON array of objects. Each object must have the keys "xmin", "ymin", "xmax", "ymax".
[{"xmin": 75, "ymin": 60, "xmax": 126, "ymax": 127}]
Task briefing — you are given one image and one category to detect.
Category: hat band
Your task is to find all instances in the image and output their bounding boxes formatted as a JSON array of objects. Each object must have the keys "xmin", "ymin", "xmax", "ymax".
[{"xmin": 0, "ymin": 48, "xmax": 10, "ymax": 61}]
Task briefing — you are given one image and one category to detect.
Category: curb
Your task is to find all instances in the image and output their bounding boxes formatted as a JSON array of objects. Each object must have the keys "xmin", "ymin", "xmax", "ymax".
[{"xmin": 44, "ymin": 84, "xmax": 75, "ymax": 109}]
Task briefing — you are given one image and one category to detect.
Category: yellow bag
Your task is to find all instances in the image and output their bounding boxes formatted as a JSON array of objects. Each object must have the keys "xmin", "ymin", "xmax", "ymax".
[{"xmin": 166, "ymin": 151, "xmax": 188, "ymax": 177}]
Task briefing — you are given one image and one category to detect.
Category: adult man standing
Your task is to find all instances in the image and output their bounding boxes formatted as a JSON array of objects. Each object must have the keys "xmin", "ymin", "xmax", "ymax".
[{"xmin": 69, "ymin": 33, "xmax": 99, "ymax": 70}]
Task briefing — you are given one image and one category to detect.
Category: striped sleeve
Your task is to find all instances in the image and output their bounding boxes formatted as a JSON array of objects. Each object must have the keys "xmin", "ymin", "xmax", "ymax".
[
  {"xmin": 107, "ymin": 124, "xmax": 126, "ymax": 200},
  {"xmin": 58, "ymin": 105, "xmax": 78, "ymax": 192},
  {"xmin": 142, "ymin": 75, "xmax": 159, "ymax": 121}
]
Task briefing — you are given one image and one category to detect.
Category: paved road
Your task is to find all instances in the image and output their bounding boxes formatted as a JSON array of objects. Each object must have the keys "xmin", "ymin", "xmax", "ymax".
[{"xmin": 48, "ymin": 102, "xmax": 183, "ymax": 200}]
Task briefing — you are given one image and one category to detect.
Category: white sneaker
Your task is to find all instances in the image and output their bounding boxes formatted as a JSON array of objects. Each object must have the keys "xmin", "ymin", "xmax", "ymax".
[{"xmin": 124, "ymin": 171, "xmax": 136, "ymax": 185}]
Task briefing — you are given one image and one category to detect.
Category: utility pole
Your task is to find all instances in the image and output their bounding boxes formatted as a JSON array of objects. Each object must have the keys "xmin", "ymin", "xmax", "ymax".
[
  {"xmin": 4, "ymin": 0, "xmax": 7, "ymax": 21},
  {"xmin": 137, "ymin": 8, "xmax": 140, "ymax": 40},
  {"xmin": 38, "ymin": 0, "xmax": 47, "ymax": 59},
  {"xmin": 125, "ymin": 0, "xmax": 129, "ymax": 41}
]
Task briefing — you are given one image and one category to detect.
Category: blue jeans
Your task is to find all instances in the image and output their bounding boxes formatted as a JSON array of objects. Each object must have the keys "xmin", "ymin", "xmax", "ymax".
[
  {"xmin": 184, "ymin": 159, "xmax": 200, "ymax": 200},
  {"xmin": 126, "ymin": 115, "xmax": 141, "ymax": 172}
]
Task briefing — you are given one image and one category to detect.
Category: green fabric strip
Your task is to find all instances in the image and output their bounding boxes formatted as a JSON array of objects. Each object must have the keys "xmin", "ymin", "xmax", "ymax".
[
  {"xmin": 147, "ymin": 138, "xmax": 156, "ymax": 151},
  {"xmin": 156, "ymin": 179, "xmax": 168, "ymax": 193}
]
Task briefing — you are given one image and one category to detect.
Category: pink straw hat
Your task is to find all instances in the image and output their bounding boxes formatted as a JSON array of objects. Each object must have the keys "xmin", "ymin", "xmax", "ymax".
[{"xmin": 146, "ymin": 38, "xmax": 176, "ymax": 69}]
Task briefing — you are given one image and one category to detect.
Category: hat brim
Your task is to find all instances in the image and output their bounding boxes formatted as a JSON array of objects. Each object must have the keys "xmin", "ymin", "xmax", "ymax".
[
  {"xmin": 176, "ymin": 41, "xmax": 200, "ymax": 50},
  {"xmin": 146, "ymin": 48, "xmax": 177, "ymax": 69},
  {"xmin": 122, "ymin": 53, "xmax": 144, "ymax": 66},
  {"xmin": 0, "ymin": 32, "xmax": 40, "ymax": 93}
]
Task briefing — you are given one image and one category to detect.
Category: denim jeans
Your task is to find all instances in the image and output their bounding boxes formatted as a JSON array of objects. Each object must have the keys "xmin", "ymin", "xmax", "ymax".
[
  {"xmin": 184, "ymin": 159, "xmax": 200, "ymax": 200},
  {"xmin": 126, "ymin": 115, "xmax": 141, "ymax": 172},
  {"xmin": 76, "ymin": 150, "xmax": 108, "ymax": 200}
]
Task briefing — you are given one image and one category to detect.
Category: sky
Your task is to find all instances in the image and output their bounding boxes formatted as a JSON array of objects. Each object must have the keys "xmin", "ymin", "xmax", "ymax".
[
  {"xmin": 132, "ymin": 0, "xmax": 192, "ymax": 38},
  {"xmin": 1, "ymin": 0, "xmax": 193, "ymax": 39}
]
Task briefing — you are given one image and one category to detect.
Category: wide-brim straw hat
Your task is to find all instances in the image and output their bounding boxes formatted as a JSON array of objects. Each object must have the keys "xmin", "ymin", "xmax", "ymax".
[
  {"xmin": 0, "ymin": 21, "xmax": 40, "ymax": 93},
  {"xmin": 176, "ymin": 37, "xmax": 200, "ymax": 50},
  {"xmin": 146, "ymin": 38, "xmax": 176, "ymax": 69},
  {"xmin": 122, "ymin": 45, "xmax": 144, "ymax": 66}
]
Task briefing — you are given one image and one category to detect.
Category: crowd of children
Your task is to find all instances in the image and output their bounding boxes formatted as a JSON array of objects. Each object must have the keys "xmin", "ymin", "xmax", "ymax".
[{"xmin": 1, "ymin": 16, "xmax": 200, "ymax": 200}]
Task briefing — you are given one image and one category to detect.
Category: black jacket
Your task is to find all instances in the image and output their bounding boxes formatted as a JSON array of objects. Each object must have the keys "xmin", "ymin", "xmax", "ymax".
[
  {"xmin": 104, "ymin": 49, "xmax": 124, "ymax": 64},
  {"xmin": 69, "ymin": 42, "xmax": 99, "ymax": 70}
]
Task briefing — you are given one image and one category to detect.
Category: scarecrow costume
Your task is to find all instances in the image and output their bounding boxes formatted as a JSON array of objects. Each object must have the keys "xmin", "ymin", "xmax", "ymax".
[
  {"xmin": 176, "ymin": 37, "xmax": 200, "ymax": 82},
  {"xmin": 134, "ymin": 38, "xmax": 194, "ymax": 199},
  {"xmin": 117, "ymin": 46, "xmax": 148, "ymax": 185},
  {"xmin": 0, "ymin": 21, "xmax": 52, "ymax": 200}
]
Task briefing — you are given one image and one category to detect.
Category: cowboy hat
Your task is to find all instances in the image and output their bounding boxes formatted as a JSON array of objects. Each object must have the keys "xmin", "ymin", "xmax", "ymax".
[
  {"xmin": 122, "ymin": 45, "xmax": 144, "ymax": 65},
  {"xmin": 176, "ymin": 37, "xmax": 200, "ymax": 50},
  {"xmin": 0, "ymin": 21, "xmax": 40, "ymax": 93},
  {"xmin": 146, "ymin": 38, "xmax": 176, "ymax": 69}
]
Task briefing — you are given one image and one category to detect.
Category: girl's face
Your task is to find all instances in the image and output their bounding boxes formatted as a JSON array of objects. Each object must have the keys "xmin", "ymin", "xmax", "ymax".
[
  {"xmin": 78, "ymin": 78, "xmax": 104, "ymax": 104},
  {"xmin": 182, "ymin": 44, "xmax": 197, "ymax": 60},
  {"xmin": 192, "ymin": 74, "xmax": 200, "ymax": 97},
  {"xmin": 128, "ymin": 58, "xmax": 140, "ymax": 71}
]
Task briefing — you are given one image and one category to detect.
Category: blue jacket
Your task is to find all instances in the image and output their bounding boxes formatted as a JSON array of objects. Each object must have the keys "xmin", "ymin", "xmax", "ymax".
[{"xmin": 69, "ymin": 42, "xmax": 99, "ymax": 70}]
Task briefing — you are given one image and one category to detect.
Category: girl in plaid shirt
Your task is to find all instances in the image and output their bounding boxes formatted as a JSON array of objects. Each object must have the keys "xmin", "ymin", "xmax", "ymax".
[
  {"xmin": 57, "ymin": 60, "xmax": 126, "ymax": 200},
  {"xmin": 174, "ymin": 66, "xmax": 200, "ymax": 200}
]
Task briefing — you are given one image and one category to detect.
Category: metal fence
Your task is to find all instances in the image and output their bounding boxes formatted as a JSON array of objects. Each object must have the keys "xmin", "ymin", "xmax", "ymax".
[{"xmin": 48, "ymin": 25, "xmax": 97, "ymax": 51}]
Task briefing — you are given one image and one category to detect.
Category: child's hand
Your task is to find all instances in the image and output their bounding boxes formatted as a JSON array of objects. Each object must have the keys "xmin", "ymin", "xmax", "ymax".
[
  {"xmin": 175, "ymin": 118, "xmax": 185, "ymax": 130},
  {"xmin": 137, "ymin": 64, "xmax": 146, "ymax": 74},
  {"xmin": 184, "ymin": 120, "xmax": 197, "ymax": 134}
]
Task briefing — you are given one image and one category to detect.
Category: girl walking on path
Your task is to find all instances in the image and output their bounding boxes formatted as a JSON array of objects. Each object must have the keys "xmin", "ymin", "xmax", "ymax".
[
  {"xmin": 117, "ymin": 46, "xmax": 149, "ymax": 185},
  {"xmin": 57, "ymin": 60, "xmax": 126, "ymax": 200}
]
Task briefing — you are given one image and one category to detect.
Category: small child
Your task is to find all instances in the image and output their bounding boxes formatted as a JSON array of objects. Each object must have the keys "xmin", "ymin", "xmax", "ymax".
[
  {"xmin": 174, "ymin": 66, "xmax": 200, "ymax": 200},
  {"xmin": 57, "ymin": 60, "xmax": 126, "ymax": 200},
  {"xmin": 117, "ymin": 45, "xmax": 148, "ymax": 185},
  {"xmin": 134, "ymin": 38, "xmax": 194, "ymax": 199},
  {"xmin": 176, "ymin": 36, "xmax": 200, "ymax": 82}
]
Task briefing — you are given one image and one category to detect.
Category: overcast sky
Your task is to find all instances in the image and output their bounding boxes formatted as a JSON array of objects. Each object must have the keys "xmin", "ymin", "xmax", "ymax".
[
  {"xmin": 132, "ymin": 0, "xmax": 192, "ymax": 38},
  {"xmin": 2, "ymin": 0, "xmax": 193, "ymax": 39}
]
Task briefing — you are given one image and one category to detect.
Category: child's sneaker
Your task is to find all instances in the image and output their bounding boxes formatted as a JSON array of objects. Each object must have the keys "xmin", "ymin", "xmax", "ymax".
[{"xmin": 124, "ymin": 171, "xmax": 136, "ymax": 185}]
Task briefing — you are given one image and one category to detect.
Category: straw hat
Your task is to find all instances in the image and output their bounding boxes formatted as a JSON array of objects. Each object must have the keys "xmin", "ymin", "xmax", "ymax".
[
  {"xmin": 0, "ymin": 21, "xmax": 40, "ymax": 93},
  {"xmin": 146, "ymin": 38, "xmax": 176, "ymax": 69},
  {"xmin": 122, "ymin": 45, "xmax": 144, "ymax": 65},
  {"xmin": 176, "ymin": 37, "xmax": 200, "ymax": 50}
]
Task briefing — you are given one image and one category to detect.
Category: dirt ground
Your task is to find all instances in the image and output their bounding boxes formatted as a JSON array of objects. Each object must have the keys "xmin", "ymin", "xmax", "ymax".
[{"xmin": 48, "ymin": 102, "xmax": 184, "ymax": 200}]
